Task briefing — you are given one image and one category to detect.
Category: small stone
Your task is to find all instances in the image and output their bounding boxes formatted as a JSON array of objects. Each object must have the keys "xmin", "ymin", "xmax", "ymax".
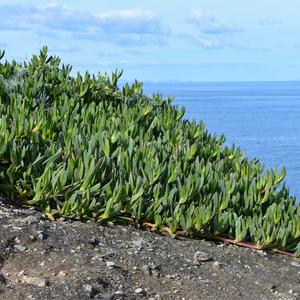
[
  {"xmin": 257, "ymin": 250, "xmax": 268, "ymax": 257},
  {"xmin": 21, "ymin": 215, "xmax": 39, "ymax": 224},
  {"xmin": 134, "ymin": 288, "xmax": 144, "ymax": 294},
  {"xmin": 18, "ymin": 270, "xmax": 26, "ymax": 276},
  {"xmin": 289, "ymin": 289, "xmax": 294, "ymax": 294},
  {"xmin": 12, "ymin": 226, "xmax": 23, "ymax": 231},
  {"xmin": 37, "ymin": 231, "xmax": 45, "ymax": 240},
  {"xmin": 213, "ymin": 261, "xmax": 222, "ymax": 268},
  {"xmin": 291, "ymin": 262, "xmax": 300, "ymax": 268},
  {"xmin": 115, "ymin": 291, "xmax": 124, "ymax": 296},
  {"xmin": 59, "ymin": 280, "xmax": 69, "ymax": 290},
  {"xmin": 150, "ymin": 264, "xmax": 161, "ymax": 278},
  {"xmin": 29, "ymin": 235, "xmax": 36, "ymax": 241},
  {"xmin": 92, "ymin": 255, "xmax": 104, "ymax": 261},
  {"xmin": 88, "ymin": 237, "xmax": 99, "ymax": 247},
  {"xmin": 14, "ymin": 244, "xmax": 27, "ymax": 252},
  {"xmin": 141, "ymin": 264, "xmax": 151, "ymax": 276},
  {"xmin": 102, "ymin": 292, "xmax": 115, "ymax": 300},
  {"xmin": 106, "ymin": 261, "xmax": 116, "ymax": 268},
  {"xmin": 39, "ymin": 261, "xmax": 45, "ymax": 267},
  {"xmin": 132, "ymin": 239, "xmax": 144, "ymax": 249},
  {"xmin": 193, "ymin": 251, "xmax": 211, "ymax": 264},
  {"xmin": 21, "ymin": 275, "xmax": 47, "ymax": 287},
  {"xmin": 58, "ymin": 271, "xmax": 67, "ymax": 278},
  {"xmin": 83, "ymin": 284, "xmax": 93, "ymax": 293}
]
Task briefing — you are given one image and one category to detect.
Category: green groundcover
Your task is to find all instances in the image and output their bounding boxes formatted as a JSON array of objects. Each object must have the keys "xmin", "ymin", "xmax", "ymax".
[{"xmin": 0, "ymin": 48, "xmax": 299, "ymax": 255}]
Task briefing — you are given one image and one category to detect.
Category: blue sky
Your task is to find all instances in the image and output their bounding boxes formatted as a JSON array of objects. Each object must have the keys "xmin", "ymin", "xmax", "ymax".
[{"xmin": 0, "ymin": 0, "xmax": 299, "ymax": 81}]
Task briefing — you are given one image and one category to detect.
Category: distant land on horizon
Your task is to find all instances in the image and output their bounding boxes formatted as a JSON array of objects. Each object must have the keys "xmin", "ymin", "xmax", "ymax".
[{"xmin": 119, "ymin": 79, "xmax": 300, "ymax": 85}]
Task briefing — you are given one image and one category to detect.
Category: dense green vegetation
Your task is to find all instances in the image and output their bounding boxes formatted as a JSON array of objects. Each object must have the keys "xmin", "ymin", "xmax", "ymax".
[{"xmin": 0, "ymin": 48, "xmax": 299, "ymax": 254}]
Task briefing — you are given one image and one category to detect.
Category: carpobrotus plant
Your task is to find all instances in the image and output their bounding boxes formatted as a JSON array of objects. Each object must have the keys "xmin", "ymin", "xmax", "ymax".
[{"xmin": 0, "ymin": 48, "xmax": 299, "ymax": 255}]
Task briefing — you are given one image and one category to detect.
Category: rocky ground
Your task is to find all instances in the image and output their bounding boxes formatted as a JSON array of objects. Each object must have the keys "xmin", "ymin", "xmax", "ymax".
[{"xmin": 0, "ymin": 197, "xmax": 300, "ymax": 300}]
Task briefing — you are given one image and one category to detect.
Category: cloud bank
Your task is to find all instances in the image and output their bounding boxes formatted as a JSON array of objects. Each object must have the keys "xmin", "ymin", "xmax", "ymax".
[
  {"xmin": 190, "ymin": 8, "xmax": 243, "ymax": 34},
  {"xmin": 0, "ymin": 3, "xmax": 169, "ymax": 46}
]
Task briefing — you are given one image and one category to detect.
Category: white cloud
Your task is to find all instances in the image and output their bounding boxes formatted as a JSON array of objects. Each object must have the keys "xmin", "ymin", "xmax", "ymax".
[
  {"xmin": 199, "ymin": 38, "xmax": 224, "ymax": 49},
  {"xmin": 175, "ymin": 32, "xmax": 226, "ymax": 50},
  {"xmin": 33, "ymin": 3, "xmax": 94, "ymax": 32},
  {"xmin": 94, "ymin": 8, "xmax": 167, "ymax": 35},
  {"xmin": 0, "ymin": 3, "xmax": 169, "ymax": 46},
  {"xmin": 95, "ymin": 8, "xmax": 156, "ymax": 20},
  {"xmin": 190, "ymin": 8, "xmax": 243, "ymax": 34}
]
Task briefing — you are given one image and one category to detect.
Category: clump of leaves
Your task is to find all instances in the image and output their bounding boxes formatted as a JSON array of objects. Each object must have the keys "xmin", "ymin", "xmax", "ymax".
[{"xmin": 0, "ymin": 47, "xmax": 299, "ymax": 255}]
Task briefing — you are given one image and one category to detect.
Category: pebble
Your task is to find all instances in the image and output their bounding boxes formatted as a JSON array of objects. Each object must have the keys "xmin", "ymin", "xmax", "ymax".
[
  {"xmin": 58, "ymin": 271, "xmax": 67, "ymax": 278},
  {"xmin": 12, "ymin": 226, "xmax": 23, "ymax": 231},
  {"xmin": 193, "ymin": 251, "xmax": 211, "ymax": 264},
  {"xmin": 92, "ymin": 255, "xmax": 105, "ymax": 261},
  {"xmin": 39, "ymin": 261, "xmax": 45, "ymax": 267},
  {"xmin": 37, "ymin": 232, "xmax": 45, "ymax": 240},
  {"xmin": 83, "ymin": 284, "xmax": 93, "ymax": 293},
  {"xmin": 213, "ymin": 261, "xmax": 222, "ymax": 268},
  {"xmin": 106, "ymin": 261, "xmax": 116, "ymax": 268},
  {"xmin": 21, "ymin": 275, "xmax": 48, "ymax": 288},
  {"xmin": 115, "ymin": 291, "xmax": 124, "ymax": 296},
  {"xmin": 151, "ymin": 266, "xmax": 161, "ymax": 278},
  {"xmin": 102, "ymin": 292, "xmax": 115, "ymax": 300},
  {"xmin": 18, "ymin": 270, "xmax": 26, "ymax": 276},
  {"xmin": 21, "ymin": 215, "xmax": 39, "ymax": 224},
  {"xmin": 14, "ymin": 244, "xmax": 27, "ymax": 252},
  {"xmin": 135, "ymin": 287, "xmax": 144, "ymax": 294},
  {"xmin": 92, "ymin": 255, "xmax": 104, "ymax": 262},
  {"xmin": 132, "ymin": 239, "xmax": 144, "ymax": 250},
  {"xmin": 141, "ymin": 264, "xmax": 151, "ymax": 276},
  {"xmin": 141, "ymin": 264, "xmax": 161, "ymax": 277},
  {"xmin": 257, "ymin": 250, "xmax": 268, "ymax": 257},
  {"xmin": 88, "ymin": 237, "xmax": 99, "ymax": 247},
  {"xmin": 291, "ymin": 262, "xmax": 300, "ymax": 268}
]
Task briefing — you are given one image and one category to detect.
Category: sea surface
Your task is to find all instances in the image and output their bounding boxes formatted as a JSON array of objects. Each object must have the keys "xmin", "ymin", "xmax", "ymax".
[{"xmin": 143, "ymin": 81, "xmax": 300, "ymax": 201}]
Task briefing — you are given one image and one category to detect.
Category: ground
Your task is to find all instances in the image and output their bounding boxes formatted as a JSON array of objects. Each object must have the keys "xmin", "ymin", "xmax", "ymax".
[{"xmin": 0, "ymin": 197, "xmax": 300, "ymax": 300}]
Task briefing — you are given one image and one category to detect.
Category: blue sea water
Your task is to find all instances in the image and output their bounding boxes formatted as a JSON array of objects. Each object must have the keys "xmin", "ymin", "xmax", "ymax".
[{"xmin": 143, "ymin": 81, "xmax": 300, "ymax": 200}]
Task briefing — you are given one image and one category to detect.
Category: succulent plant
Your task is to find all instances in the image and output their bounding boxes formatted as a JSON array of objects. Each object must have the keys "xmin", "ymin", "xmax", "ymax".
[{"xmin": 0, "ymin": 47, "xmax": 299, "ymax": 255}]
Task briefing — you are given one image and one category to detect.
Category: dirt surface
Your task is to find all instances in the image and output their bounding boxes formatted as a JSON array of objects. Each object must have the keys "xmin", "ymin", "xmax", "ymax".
[{"xmin": 0, "ymin": 197, "xmax": 300, "ymax": 300}]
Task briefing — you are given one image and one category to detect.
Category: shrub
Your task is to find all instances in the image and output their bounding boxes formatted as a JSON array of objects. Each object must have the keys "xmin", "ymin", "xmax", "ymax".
[{"xmin": 0, "ymin": 47, "xmax": 299, "ymax": 255}]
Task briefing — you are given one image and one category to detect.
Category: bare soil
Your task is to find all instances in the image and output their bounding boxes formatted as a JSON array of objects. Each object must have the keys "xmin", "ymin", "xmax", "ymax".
[{"xmin": 0, "ymin": 197, "xmax": 300, "ymax": 300}]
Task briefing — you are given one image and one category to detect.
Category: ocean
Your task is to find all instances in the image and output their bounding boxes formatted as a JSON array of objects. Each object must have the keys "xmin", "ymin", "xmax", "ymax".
[{"xmin": 143, "ymin": 81, "xmax": 300, "ymax": 201}]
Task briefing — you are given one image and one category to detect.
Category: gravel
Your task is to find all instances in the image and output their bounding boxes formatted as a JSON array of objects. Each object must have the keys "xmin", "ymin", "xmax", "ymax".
[{"xmin": 0, "ymin": 197, "xmax": 300, "ymax": 299}]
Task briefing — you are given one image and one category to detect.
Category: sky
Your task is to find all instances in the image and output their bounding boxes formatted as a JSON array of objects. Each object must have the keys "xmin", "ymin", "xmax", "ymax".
[{"xmin": 0, "ymin": 0, "xmax": 299, "ymax": 82}]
